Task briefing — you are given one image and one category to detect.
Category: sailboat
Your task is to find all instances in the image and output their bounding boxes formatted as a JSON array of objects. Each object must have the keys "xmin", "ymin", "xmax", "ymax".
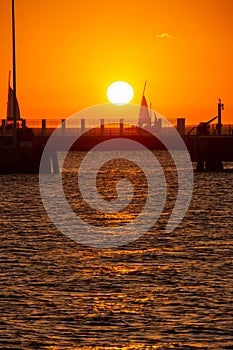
[
  {"xmin": 0, "ymin": 74, "xmax": 44, "ymax": 173},
  {"xmin": 138, "ymin": 81, "xmax": 151, "ymax": 127},
  {"xmin": 0, "ymin": 0, "xmax": 53, "ymax": 174},
  {"xmin": 6, "ymin": 71, "xmax": 21, "ymax": 125}
]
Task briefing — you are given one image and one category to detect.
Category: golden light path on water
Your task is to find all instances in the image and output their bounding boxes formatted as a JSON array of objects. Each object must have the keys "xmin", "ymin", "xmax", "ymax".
[{"xmin": 0, "ymin": 152, "xmax": 232, "ymax": 348}]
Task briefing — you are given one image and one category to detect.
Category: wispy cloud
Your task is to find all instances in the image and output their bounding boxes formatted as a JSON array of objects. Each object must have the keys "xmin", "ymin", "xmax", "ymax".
[{"xmin": 155, "ymin": 33, "xmax": 173, "ymax": 39}]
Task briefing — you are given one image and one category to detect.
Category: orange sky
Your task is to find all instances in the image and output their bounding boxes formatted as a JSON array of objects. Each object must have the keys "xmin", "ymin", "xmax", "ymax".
[{"xmin": 0, "ymin": 0, "xmax": 232, "ymax": 124}]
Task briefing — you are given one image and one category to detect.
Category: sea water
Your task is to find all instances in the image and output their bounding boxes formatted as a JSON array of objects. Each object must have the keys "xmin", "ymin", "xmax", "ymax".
[{"xmin": 0, "ymin": 151, "xmax": 232, "ymax": 349}]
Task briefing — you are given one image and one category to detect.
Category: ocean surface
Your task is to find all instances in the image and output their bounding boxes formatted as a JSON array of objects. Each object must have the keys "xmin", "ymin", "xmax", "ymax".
[{"xmin": 0, "ymin": 151, "xmax": 232, "ymax": 350}]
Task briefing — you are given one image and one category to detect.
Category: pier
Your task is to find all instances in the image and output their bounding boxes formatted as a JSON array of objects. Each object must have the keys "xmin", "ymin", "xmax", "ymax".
[
  {"xmin": 187, "ymin": 135, "xmax": 233, "ymax": 171},
  {"xmin": 1, "ymin": 115, "xmax": 232, "ymax": 172}
]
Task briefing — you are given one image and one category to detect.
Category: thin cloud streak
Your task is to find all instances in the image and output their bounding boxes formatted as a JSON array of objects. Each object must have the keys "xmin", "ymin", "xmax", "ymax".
[{"xmin": 156, "ymin": 33, "xmax": 173, "ymax": 39}]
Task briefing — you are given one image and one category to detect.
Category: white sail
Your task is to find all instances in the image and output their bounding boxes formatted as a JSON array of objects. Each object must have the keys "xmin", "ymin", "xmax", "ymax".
[
  {"xmin": 138, "ymin": 81, "xmax": 151, "ymax": 126},
  {"xmin": 7, "ymin": 85, "xmax": 21, "ymax": 121}
]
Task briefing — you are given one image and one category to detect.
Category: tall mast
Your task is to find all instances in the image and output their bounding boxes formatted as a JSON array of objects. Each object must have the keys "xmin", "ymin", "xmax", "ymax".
[
  {"xmin": 12, "ymin": 0, "xmax": 17, "ymax": 146},
  {"xmin": 142, "ymin": 80, "xmax": 147, "ymax": 96},
  {"xmin": 8, "ymin": 70, "xmax": 11, "ymax": 88}
]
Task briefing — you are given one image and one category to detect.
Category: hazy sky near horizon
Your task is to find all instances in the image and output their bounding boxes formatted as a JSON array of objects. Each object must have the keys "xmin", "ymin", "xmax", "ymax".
[{"xmin": 0, "ymin": 0, "xmax": 232, "ymax": 124}]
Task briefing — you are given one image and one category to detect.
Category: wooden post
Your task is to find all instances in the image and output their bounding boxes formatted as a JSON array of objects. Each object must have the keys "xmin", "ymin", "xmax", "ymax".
[
  {"xmin": 1, "ymin": 120, "xmax": 6, "ymax": 137},
  {"xmin": 177, "ymin": 118, "xmax": 185, "ymax": 136},
  {"xmin": 22, "ymin": 119, "xmax": 26, "ymax": 129},
  {"xmin": 100, "ymin": 119, "xmax": 104, "ymax": 136},
  {"xmin": 120, "ymin": 118, "xmax": 124, "ymax": 136},
  {"xmin": 51, "ymin": 150, "xmax": 59, "ymax": 174},
  {"xmin": 81, "ymin": 119, "xmax": 85, "ymax": 134},
  {"xmin": 157, "ymin": 118, "xmax": 162, "ymax": 133},
  {"xmin": 61, "ymin": 119, "xmax": 66, "ymax": 135},
  {"xmin": 39, "ymin": 152, "xmax": 51, "ymax": 174},
  {"xmin": 42, "ymin": 119, "xmax": 46, "ymax": 136}
]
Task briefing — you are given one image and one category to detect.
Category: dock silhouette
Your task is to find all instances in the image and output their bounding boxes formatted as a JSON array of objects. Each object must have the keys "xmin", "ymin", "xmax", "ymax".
[{"xmin": 1, "ymin": 105, "xmax": 232, "ymax": 172}]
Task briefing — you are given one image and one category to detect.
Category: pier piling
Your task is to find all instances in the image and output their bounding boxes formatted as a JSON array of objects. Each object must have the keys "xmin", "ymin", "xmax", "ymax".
[
  {"xmin": 100, "ymin": 119, "xmax": 105, "ymax": 136},
  {"xmin": 1, "ymin": 120, "xmax": 6, "ymax": 137},
  {"xmin": 177, "ymin": 118, "xmax": 185, "ymax": 136},
  {"xmin": 42, "ymin": 119, "xmax": 46, "ymax": 136},
  {"xmin": 81, "ymin": 119, "xmax": 85, "ymax": 135},
  {"xmin": 120, "ymin": 119, "xmax": 124, "ymax": 136},
  {"xmin": 61, "ymin": 119, "xmax": 66, "ymax": 136}
]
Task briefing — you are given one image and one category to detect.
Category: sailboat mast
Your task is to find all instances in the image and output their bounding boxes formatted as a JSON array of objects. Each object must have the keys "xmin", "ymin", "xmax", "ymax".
[
  {"xmin": 12, "ymin": 0, "xmax": 17, "ymax": 146},
  {"xmin": 8, "ymin": 70, "xmax": 11, "ymax": 88},
  {"xmin": 142, "ymin": 80, "xmax": 147, "ymax": 96}
]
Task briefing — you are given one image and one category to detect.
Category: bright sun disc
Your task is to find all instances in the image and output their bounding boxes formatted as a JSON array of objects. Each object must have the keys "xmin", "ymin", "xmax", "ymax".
[{"xmin": 107, "ymin": 81, "xmax": 134, "ymax": 106}]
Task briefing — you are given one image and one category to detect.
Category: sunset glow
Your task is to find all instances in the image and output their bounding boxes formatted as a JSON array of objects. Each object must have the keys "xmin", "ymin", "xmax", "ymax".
[{"xmin": 0, "ymin": 0, "xmax": 232, "ymax": 124}]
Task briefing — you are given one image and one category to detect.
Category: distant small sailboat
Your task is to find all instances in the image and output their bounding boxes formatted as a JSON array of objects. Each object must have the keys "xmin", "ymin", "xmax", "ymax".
[{"xmin": 138, "ymin": 81, "xmax": 151, "ymax": 126}]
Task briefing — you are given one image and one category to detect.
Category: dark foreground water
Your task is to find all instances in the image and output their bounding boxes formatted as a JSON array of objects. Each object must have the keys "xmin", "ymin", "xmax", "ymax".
[{"xmin": 0, "ymin": 151, "xmax": 232, "ymax": 349}]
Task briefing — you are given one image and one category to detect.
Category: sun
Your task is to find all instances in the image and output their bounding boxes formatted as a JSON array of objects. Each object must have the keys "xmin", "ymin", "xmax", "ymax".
[{"xmin": 107, "ymin": 81, "xmax": 134, "ymax": 106}]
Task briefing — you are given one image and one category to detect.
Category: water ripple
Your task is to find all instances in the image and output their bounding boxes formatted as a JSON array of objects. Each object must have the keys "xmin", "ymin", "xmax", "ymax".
[{"xmin": 0, "ymin": 151, "xmax": 232, "ymax": 349}]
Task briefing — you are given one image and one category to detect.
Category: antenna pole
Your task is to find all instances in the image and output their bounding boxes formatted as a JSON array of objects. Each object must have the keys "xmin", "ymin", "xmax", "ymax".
[
  {"xmin": 217, "ymin": 98, "xmax": 224, "ymax": 136},
  {"xmin": 12, "ymin": 0, "xmax": 17, "ymax": 146}
]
